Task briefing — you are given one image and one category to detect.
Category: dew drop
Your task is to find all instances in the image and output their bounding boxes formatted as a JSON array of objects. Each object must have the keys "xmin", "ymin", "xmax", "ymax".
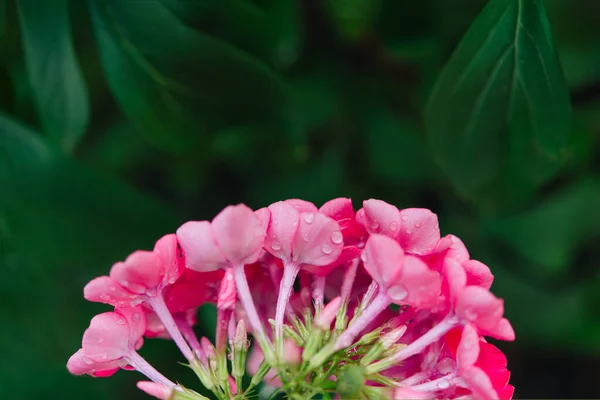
[
  {"xmin": 406, "ymin": 230, "xmax": 412, "ymax": 235},
  {"xmin": 415, "ymin": 221, "xmax": 422, "ymax": 228},
  {"xmin": 388, "ymin": 286, "xmax": 408, "ymax": 301},
  {"xmin": 330, "ymin": 231, "xmax": 343, "ymax": 244},
  {"xmin": 389, "ymin": 221, "xmax": 398, "ymax": 232},
  {"xmin": 321, "ymin": 244, "xmax": 332, "ymax": 254},
  {"xmin": 98, "ymin": 352, "xmax": 108, "ymax": 360},
  {"xmin": 132, "ymin": 313, "xmax": 141, "ymax": 322},
  {"xmin": 83, "ymin": 357, "xmax": 94, "ymax": 365},
  {"xmin": 464, "ymin": 309, "xmax": 478, "ymax": 321},
  {"xmin": 116, "ymin": 318, "xmax": 126, "ymax": 325},
  {"xmin": 97, "ymin": 337, "xmax": 104, "ymax": 343},
  {"xmin": 437, "ymin": 380, "xmax": 450, "ymax": 390},
  {"xmin": 302, "ymin": 233, "xmax": 310, "ymax": 242},
  {"xmin": 401, "ymin": 215, "xmax": 409, "ymax": 222},
  {"xmin": 271, "ymin": 241, "xmax": 282, "ymax": 251},
  {"xmin": 99, "ymin": 294, "xmax": 109, "ymax": 301},
  {"xmin": 303, "ymin": 213, "xmax": 315, "ymax": 224},
  {"xmin": 121, "ymin": 280, "xmax": 129, "ymax": 287},
  {"xmin": 370, "ymin": 222, "xmax": 380, "ymax": 230},
  {"xmin": 109, "ymin": 286, "xmax": 117, "ymax": 292}
]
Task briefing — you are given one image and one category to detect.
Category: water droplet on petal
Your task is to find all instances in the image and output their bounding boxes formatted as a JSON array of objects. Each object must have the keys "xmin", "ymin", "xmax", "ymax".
[
  {"xmin": 370, "ymin": 222, "xmax": 380, "ymax": 230},
  {"xmin": 401, "ymin": 215, "xmax": 409, "ymax": 222},
  {"xmin": 415, "ymin": 221, "xmax": 422, "ymax": 228},
  {"xmin": 321, "ymin": 244, "xmax": 332, "ymax": 254},
  {"xmin": 330, "ymin": 231, "xmax": 343, "ymax": 244},
  {"xmin": 406, "ymin": 230, "xmax": 412, "ymax": 235},
  {"xmin": 302, "ymin": 233, "xmax": 310, "ymax": 242},
  {"xmin": 121, "ymin": 280, "xmax": 129, "ymax": 287},
  {"xmin": 97, "ymin": 337, "xmax": 104, "ymax": 343},
  {"xmin": 98, "ymin": 352, "xmax": 108, "ymax": 360},
  {"xmin": 271, "ymin": 241, "xmax": 282, "ymax": 251},
  {"xmin": 360, "ymin": 251, "xmax": 368, "ymax": 263},
  {"xmin": 437, "ymin": 380, "xmax": 450, "ymax": 390},
  {"xmin": 388, "ymin": 286, "xmax": 407, "ymax": 301},
  {"xmin": 303, "ymin": 213, "xmax": 315, "ymax": 224},
  {"xmin": 464, "ymin": 309, "xmax": 478, "ymax": 321},
  {"xmin": 100, "ymin": 294, "xmax": 109, "ymax": 301},
  {"xmin": 109, "ymin": 286, "xmax": 117, "ymax": 292},
  {"xmin": 116, "ymin": 319, "xmax": 126, "ymax": 325},
  {"xmin": 83, "ymin": 357, "xmax": 94, "ymax": 365},
  {"xmin": 132, "ymin": 313, "xmax": 140, "ymax": 322},
  {"xmin": 389, "ymin": 221, "xmax": 398, "ymax": 232}
]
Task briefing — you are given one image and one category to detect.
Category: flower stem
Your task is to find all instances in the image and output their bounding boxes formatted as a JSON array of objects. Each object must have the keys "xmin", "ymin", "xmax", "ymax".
[
  {"xmin": 275, "ymin": 262, "xmax": 301, "ymax": 353},
  {"xmin": 148, "ymin": 295, "xmax": 195, "ymax": 362},
  {"xmin": 335, "ymin": 291, "xmax": 391, "ymax": 350},
  {"xmin": 126, "ymin": 350, "xmax": 176, "ymax": 388}
]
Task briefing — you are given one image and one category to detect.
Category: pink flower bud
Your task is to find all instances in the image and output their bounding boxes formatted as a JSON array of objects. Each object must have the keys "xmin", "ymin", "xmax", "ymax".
[
  {"xmin": 314, "ymin": 296, "xmax": 342, "ymax": 330},
  {"xmin": 137, "ymin": 381, "xmax": 173, "ymax": 400}
]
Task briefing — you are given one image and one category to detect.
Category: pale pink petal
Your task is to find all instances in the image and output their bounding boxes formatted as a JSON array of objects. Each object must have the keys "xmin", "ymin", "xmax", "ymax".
[
  {"xmin": 116, "ymin": 306, "xmax": 146, "ymax": 345},
  {"xmin": 143, "ymin": 309, "xmax": 168, "ymax": 338},
  {"xmin": 463, "ymin": 260, "xmax": 494, "ymax": 290},
  {"xmin": 176, "ymin": 221, "xmax": 227, "ymax": 271},
  {"xmin": 83, "ymin": 276, "xmax": 142, "ymax": 307},
  {"xmin": 293, "ymin": 212, "xmax": 344, "ymax": 267},
  {"xmin": 362, "ymin": 199, "xmax": 402, "ymax": 238},
  {"xmin": 285, "ymin": 198, "xmax": 318, "ymax": 213},
  {"xmin": 461, "ymin": 366, "xmax": 499, "ymax": 400},
  {"xmin": 457, "ymin": 324, "xmax": 480, "ymax": 368},
  {"xmin": 254, "ymin": 207, "xmax": 271, "ymax": 232},
  {"xmin": 82, "ymin": 312, "xmax": 131, "ymax": 362},
  {"xmin": 443, "ymin": 258, "xmax": 467, "ymax": 302},
  {"xmin": 398, "ymin": 208, "xmax": 440, "ymax": 255},
  {"xmin": 362, "ymin": 234, "xmax": 404, "ymax": 289},
  {"xmin": 483, "ymin": 318, "xmax": 515, "ymax": 341},
  {"xmin": 67, "ymin": 349, "xmax": 122, "ymax": 377},
  {"xmin": 211, "ymin": 204, "xmax": 266, "ymax": 266},
  {"xmin": 303, "ymin": 246, "xmax": 361, "ymax": 276},
  {"xmin": 355, "ymin": 207, "xmax": 367, "ymax": 228},
  {"xmin": 319, "ymin": 198, "xmax": 355, "ymax": 220},
  {"xmin": 445, "ymin": 234, "xmax": 470, "ymax": 262},
  {"xmin": 390, "ymin": 255, "xmax": 441, "ymax": 307},
  {"xmin": 455, "ymin": 286, "xmax": 504, "ymax": 333},
  {"xmin": 314, "ymin": 297, "xmax": 342, "ymax": 329},
  {"xmin": 110, "ymin": 251, "xmax": 162, "ymax": 294},
  {"xmin": 393, "ymin": 387, "xmax": 436, "ymax": 399},
  {"xmin": 265, "ymin": 201, "xmax": 300, "ymax": 263},
  {"xmin": 153, "ymin": 234, "xmax": 184, "ymax": 286},
  {"xmin": 137, "ymin": 381, "xmax": 173, "ymax": 400}
]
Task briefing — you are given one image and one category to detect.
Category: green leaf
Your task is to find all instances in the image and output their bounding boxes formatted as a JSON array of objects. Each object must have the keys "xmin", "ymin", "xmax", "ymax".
[
  {"xmin": 325, "ymin": 0, "xmax": 381, "ymax": 41},
  {"xmin": 425, "ymin": 0, "xmax": 571, "ymax": 197},
  {"xmin": 485, "ymin": 178, "xmax": 600, "ymax": 277},
  {"xmin": 89, "ymin": 0, "xmax": 288, "ymax": 153},
  {"xmin": 0, "ymin": 114, "xmax": 179, "ymax": 398},
  {"xmin": 17, "ymin": 0, "xmax": 89, "ymax": 152}
]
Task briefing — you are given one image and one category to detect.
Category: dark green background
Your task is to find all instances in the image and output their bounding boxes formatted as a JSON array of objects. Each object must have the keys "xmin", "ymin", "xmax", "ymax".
[{"xmin": 1, "ymin": 0, "xmax": 599, "ymax": 398}]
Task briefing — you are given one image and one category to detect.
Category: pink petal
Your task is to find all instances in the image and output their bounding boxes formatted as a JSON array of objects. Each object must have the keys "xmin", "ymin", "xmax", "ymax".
[
  {"xmin": 137, "ymin": 381, "xmax": 173, "ymax": 400},
  {"xmin": 285, "ymin": 198, "xmax": 318, "ymax": 213},
  {"xmin": 293, "ymin": 212, "xmax": 344, "ymax": 267},
  {"xmin": 143, "ymin": 308, "xmax": 168, "ymax": 338},
  {"xmin": 443, "ymin": 258, "xmax": 467, "ymax": 302},
  {"xmin": 461, "ymin": 366, "xmax": 499, "ymax": 400},
  {"xmin": 67, "ymin": 349, "xmax": 122, "ymax": 377},
  {"xmin": 110, "ymin": 251, "xmax": 162, "ymax": 294},
  {"xmin": 265, "ymin": 201, "xmax": 300, "ymax": 263},
  {"xmin": 176, "ymin": 221, "xmax": 227, "ymax": 271},
  {"xmin": 116, "ymin": 306, "xmax": 146, "ymax": 345},
  {"xmin": 153, "ymin": 234, "xmax": 184, "ymax": 286},
  {"xmin": 255, "ymin": 207, "xmax": 271, "ymax": 232},
  {"xmin": 457, "ymin": 324, "xmax": 480, "ymax": 368},
  {"xmin": 211, "ymin": 204, "xmax": 266, "ymax": 266},
  {"xmin": 362, "ymin": 234, "xmax": 404, "ymax": 289},
  {"xmin": 362, "ymin": 199, "xmax": 402, "ymax": 238},
  {"xmin": 355, "ymin": 208, "xmax": 367, "ymax": 228},
  {"xmin": 304, "ymin": 245, "xmax": 361, "ymax": 276},
  {"xmin": 82, "ymin": 312, "xmax": 131, "ymax": 362},
  {"xmin": 484, "ymin": 318, "xmax": 515, "ymax": 341},
  {"xmin": 390, "ymin": 255, "xmax": 441, "ymax": 307},
  {"xmin": 463, "ymin": 260, "xmax": 494, "ymax": 290},
  {"xmin": 398, "ymin": 208, "xmax": 440, "ymax": 255},
  {"xmin": 498, "ymin": 384, "xmax": 515, "ymax": 400},
  {"xmin": 455, "ymin": 286, "xmax": 505, "ymax": 333},
  {"xmin": 83, "ymin": 276, "xmax": 142, "ymax": 307},
  {"xmin": 445, "ymin": 234, "xmax": 470, "ymax": 263},
  {"xmin": 319, "ymin": 198, "xmax": 355, "ymax": 220}
]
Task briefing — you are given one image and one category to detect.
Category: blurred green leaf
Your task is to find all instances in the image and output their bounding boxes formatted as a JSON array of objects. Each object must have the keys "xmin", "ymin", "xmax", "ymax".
[
  {"xmin": 0, "ymin": 113, "xmax": 179, "ymax": 398},
  {"xmin": 17, "ymin": 0, "xmax": 89, "ymax": 152},
  {"xmin": 161, "ymin": 0, "xmax": 274, "ymax": 61},
  {"xmin": 426, "ymin": 0, "xmax": 571, "ymax": 197},
  {"xmin": 326, "ymin": 0, "xmax": 381, "ymax": 40},
  {"xmin": 89, "ymin": 0, "xmax": 288, "ymax": 153},
  {"xmin": 485, "ymin": 178, "xmax": 600, "ymax": 277},
  {"xmin": 365, "ymin": 108, "xmax": 429, "ymax": 184},
  {"xmin": 269, "ymin": 0, "xmax": 303, "ymax": 68}
]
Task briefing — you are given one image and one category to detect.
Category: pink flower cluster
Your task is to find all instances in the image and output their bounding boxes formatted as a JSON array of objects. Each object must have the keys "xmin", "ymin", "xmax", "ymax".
[{"xmin": 68, "ymin": 198, "xmax": 514, "ymax": 400}]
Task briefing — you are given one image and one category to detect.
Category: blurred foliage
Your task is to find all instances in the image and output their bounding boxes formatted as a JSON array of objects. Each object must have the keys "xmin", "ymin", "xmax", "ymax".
[{"xmin": 1, "ymin": 0, "xmax": 599, "ymax": 398}]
